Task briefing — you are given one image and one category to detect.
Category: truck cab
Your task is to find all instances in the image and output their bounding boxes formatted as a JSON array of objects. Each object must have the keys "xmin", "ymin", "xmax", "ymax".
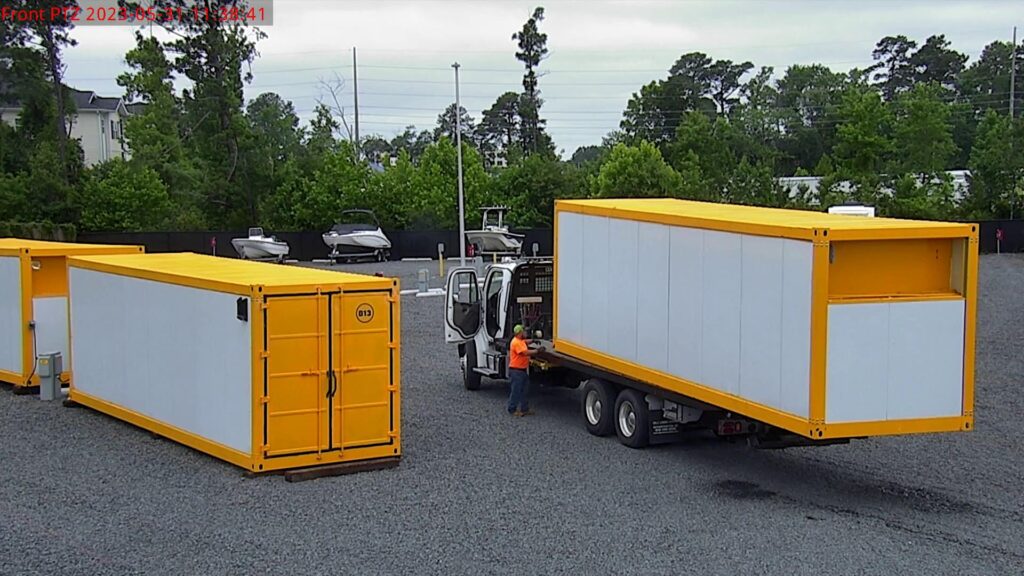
[{"xmin": 444, "ymin": 259, "xmax": 562, "ymax": 390}]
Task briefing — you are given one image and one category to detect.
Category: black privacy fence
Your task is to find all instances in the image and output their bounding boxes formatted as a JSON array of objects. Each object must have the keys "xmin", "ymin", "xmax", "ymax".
[
  {"xmin": 76, "ymin": 221, "xmax": 1024, "ymax": 260},
  {"xmin": 78, "ymin": 229, "xmax": 556, "ymax": 261}
]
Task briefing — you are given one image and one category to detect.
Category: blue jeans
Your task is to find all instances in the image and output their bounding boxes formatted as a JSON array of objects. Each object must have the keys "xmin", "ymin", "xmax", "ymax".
[{"xmin": 507, "ymin": 369, "xmax": 529, "ymax": 413}]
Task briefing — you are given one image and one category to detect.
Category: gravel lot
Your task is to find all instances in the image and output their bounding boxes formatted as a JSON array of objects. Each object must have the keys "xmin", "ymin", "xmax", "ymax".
[{"xmin": 1, "ymin": 255, "xmax": 1022, "ymax": 575}]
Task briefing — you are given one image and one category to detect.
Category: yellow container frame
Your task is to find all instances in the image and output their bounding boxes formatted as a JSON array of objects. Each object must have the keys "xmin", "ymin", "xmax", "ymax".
[
  {"xmin": 66, "ymin": 254, "xmax": 402, "ymax": 474},
  {"xmin": 553, "ymin": 200, "xmax": 978, "ymax": 440},
  {"xmin": 0, "ymin": 240, "xmax": 144, "ymax": 389}
]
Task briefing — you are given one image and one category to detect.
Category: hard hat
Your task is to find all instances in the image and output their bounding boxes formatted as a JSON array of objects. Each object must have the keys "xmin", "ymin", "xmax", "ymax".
[{"xmin": 513, "ymin": 324, "xmax": 524, "ymax": 334}]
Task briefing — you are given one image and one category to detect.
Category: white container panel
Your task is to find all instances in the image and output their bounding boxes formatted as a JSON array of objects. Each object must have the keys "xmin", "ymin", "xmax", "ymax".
[
  {"xmin": 33, "ymin": 297, "xmax": 69, "ymax": 364},
  {"xmin": 606, "ymin": 218, "xmax": 639, "ymax": 362},
  {"xmin": 739, "ymin": 236, "xmax": 784, "ymax": 409},
  {"xmin": 667, "ymin": 227, "xmax": 703, "ymax": 383},
  {"xmin": 0, "ymin": 256, "xmax": 22, "ymax": 375},
  {"xmin": 779, "ymin": 241, "xmax": 813, "ymax": 418},
  {"xmin": 700, "ymin": 230, "xmax": 742, "ymax": 395},
  {"xmin": 826, "ymin": 303, "xmax": 890, "ymax": 423},
  {"xmin": 886, "ymin": 300, "xmax": 965, "ymax": 419},
  {"xmin": 556, "ymin": 211, "xmax": 584, "ymax": 344},
  {"xmin": 581, "ymin": 216, "xmax": 610, "ymax": 353},
  {"xmin": 635, "ymin": 222, "xmax": 670, "ymax": 372},
  {"xmin": 71, "ymin": 268, "xmax": 252, "ymax": 453}
]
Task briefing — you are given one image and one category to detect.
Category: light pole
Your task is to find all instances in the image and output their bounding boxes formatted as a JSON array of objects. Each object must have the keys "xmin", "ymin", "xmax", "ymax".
[{"xmin": 453, "ymin": 62, "xmax": 466, "ymax": 267}]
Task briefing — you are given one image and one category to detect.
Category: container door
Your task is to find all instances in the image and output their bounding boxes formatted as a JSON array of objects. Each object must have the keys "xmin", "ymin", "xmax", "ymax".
[
  {"xmin": 445, "ymin": 267, "xmax": 480, "ymax": 343},
  {"xmin": 332, "ymin": 291, "xmax": 396, "ymax": 449},
  {"xmin": 263, "ymin": 294, "xmax": 331, "ymax": 457}
]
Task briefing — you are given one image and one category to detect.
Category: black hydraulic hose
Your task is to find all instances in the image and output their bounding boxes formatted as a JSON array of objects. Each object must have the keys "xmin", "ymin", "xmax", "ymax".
[{"xmin": 24, "ymin": 322, "xmax": 38, "ymax": 386}]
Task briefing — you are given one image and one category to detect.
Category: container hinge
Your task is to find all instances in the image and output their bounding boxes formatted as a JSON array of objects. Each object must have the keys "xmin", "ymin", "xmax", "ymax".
[
  {"xmin": 260, "ymin": 396, "xmax": 270, "ymax": 404},
  {"xmin": 260, "ymin": 351, "xmax": 270, "ymax": 359},
  {"xmin": 261, "ymin": 444, "xmax": 270, "ymax": 451},
  {"xmin": 388, "ymin": 342, "xmax": 398, "ymax": 350},
  {"xmin": 388, "ymin": 385, "xmax": 399, "ymax": 392}
]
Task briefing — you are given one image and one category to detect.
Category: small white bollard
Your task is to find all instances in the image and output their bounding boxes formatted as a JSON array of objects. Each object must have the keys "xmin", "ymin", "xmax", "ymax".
[{"xmin": 417, "ymin": 269, "xmax": 429, "ymax": 293}]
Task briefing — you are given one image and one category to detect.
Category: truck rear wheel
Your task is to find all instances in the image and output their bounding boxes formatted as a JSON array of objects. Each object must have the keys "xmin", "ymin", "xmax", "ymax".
[
  {"xmin": 614, "ymin": 388, "xmax": 650, "ymax": 448},
  {"xmin": 581, "ymin": 379, "xmax": 616, "ymax": 436},
  {"xmin": 462, "ymin": 341, "xmax": 482, "ymax": 391}
]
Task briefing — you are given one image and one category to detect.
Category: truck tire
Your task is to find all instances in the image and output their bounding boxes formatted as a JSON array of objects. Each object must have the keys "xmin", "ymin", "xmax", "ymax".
[
  {"xmin": 581, "ymin": 379, "xmax": 616, "ymax": 437},
  {"xmin": 462, "ymin": 341, "xmax": 482, "ymax": 391},
  {"xmin": 614, "ymin": 388, "xmax": 650, "ymax": 448}
]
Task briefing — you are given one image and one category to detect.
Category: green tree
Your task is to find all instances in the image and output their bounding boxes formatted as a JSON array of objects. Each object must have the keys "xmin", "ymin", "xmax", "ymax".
[
  {"xmin": 118, "ymin": 32, "xmax": 202, "ymax": 227},
  {"xmin": 360, "ymin": 135, "xmax": 391, "ymax": 164},
  {"xmin": 775, "ymin": 64, "xmax": 847, "ymax": 174},
  {"xmin": 667, "ymin": 111, "xmax": 734, "ymax": 200},
  {"xmin": 75, "ymin": 160, "xmax": 172, "ymax": 232},
  {"xmin": 434, "ymin": 103, "xmax": 476, "ymax": 145},
  {"xmin": 963, "ymin": 111, "xmax": 1018, "ymax": 218},
  {"xmin": 244, "ymin": 92, "xmax": 302, "ymax": 225},
  {"xmin": 373, "ymin": 149, "xmax": 418, "ymax": 229},
  {"xmin": 833, "ymin": 88, "xmax": 893, "ymax": 178},
  {"xmin": 5, "ymin": 0, "xmax": 79, "ymax": 182},
  {"xmin": 910, "ymin": 34, "xmax": 967, "ymax": 95},
  {"xmin": 960, "ymin": 40, "xmax": 1024, "ymax": 116},
  {"xmin": 881, "ymin": 173, "xmax": 955, "ymax": 220},
  {"xmin": 406, "ymin": 138, "xmax": 492, "ymax": 229},
  {"xmin": 868, "ymin": 35, "xmax": 918, "ymax": 101},
  {"xmin": 707, "ymin": 58, "xmax": 754, "ymax": 115},
  {"xmin": 595, "ymin": 142, "xmax": 688, "ymax": 198},
  {"xmin": 144, "ymin": 0, "xmax": 266, "ymax": 227},
  {"xmin": 303, "ymin": 103, "xmax": 341, "ymax": 172},
  {"xmin": 512, "ymin": 6, "xmax": 554, "ymax": 156},
  {"xmin": 476, "ymin": 91, "xmax": 521, "ymax": 162},
  {"xmin": 726, "ymin": 158, "xmax": 788, "ymax": 207},
  {"xmin": 492, "ymin": 156, "xmax": 585, "ymax": 227},
  {"xmin": 892, "ymin": 83, "xmax": 956, "ymax": 174}
]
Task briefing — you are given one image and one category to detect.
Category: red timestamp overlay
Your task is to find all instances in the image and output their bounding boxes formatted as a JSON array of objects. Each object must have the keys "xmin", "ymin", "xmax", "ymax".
[{"xmin": 0, "ymin": 1, "xmax": 274, "ymax": 26}]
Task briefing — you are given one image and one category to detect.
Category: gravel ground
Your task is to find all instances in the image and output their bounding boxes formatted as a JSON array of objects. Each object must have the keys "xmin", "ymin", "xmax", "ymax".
[{"xmin": 1, "ymin": 255, "xmax": 1022, "ymax": 575}]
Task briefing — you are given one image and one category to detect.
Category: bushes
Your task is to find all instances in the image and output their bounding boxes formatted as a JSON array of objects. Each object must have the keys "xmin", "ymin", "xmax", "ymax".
[{"xmin": 0, "ymin": 221, "xmax": 77, "ymax": 241}]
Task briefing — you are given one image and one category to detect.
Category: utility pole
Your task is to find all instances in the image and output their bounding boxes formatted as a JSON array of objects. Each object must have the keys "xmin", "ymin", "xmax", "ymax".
[
  {"xmin": 1012, "ymin": 27, "xmax": 1019, "ymax": 219},
  {"xmin": 1011, "ymin": 27, "xmax": 1018, "ymax": 119},
  {"xmin": 353, "ymin": 47, "xmax": 360, "ymax": 157},
  {"xmin": 453, "ymin": 62, "xmax": 466, "ymax": 267}
]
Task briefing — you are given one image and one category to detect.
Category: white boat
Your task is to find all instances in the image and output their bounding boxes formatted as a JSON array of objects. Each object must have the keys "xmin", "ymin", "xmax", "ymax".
[
  {"xmin": 323, "ymin": 209, "xmax": 392, "ymax": 262},
  {"xmin": 231, "ymin": 227, "xmax": 290, "ymax": 262},
  {"xmin": 465, "ymin": 207, "xmax": 524, "ymax": 255}
]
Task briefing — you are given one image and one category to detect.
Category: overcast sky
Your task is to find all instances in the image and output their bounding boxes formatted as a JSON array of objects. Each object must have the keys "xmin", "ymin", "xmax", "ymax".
[{"xmin": 64, "ymin": 0, "xmax": 1022, "ymax": 156}]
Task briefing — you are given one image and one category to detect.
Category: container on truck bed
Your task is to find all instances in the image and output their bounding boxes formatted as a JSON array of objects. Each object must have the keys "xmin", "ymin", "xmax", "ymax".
[{"xmin": 445, "ymin": 199, "xmax": 978, "ymax": 448}]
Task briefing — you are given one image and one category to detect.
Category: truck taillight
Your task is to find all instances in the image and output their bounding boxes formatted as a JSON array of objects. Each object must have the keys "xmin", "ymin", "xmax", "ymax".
[{"xmin": 718, "ymin": 420, "xmax": 744, "ymax": 436}]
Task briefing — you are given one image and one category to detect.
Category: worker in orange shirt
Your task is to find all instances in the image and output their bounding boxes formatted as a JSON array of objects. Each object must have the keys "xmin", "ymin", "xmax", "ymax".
[{"xmin": 508, "ymin": 324, "xmax": 544, "ymax": 416}]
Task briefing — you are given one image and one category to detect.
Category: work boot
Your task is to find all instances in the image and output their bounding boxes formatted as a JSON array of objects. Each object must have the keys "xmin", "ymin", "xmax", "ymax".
[{"xmin": 519, "ymin": 409, "xmax": 534, "ymax": 417}]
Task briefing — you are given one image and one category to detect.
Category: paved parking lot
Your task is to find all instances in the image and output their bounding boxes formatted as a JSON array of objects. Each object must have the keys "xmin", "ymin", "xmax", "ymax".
[{"xmin": 1, "ymin": 255, "xmax": 1022, "ymax": 575}]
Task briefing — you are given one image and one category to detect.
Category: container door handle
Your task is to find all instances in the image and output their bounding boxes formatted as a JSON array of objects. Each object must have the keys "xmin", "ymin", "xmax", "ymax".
[{"xmin": 326, "ymin": 370, "xmax": 338, "ymax": 398}]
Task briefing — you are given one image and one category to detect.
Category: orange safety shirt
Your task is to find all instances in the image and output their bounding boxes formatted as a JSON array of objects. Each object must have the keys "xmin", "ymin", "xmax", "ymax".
[{"xmin": 509, "ymin": 337, "xmax": 529, "ymax": 370}]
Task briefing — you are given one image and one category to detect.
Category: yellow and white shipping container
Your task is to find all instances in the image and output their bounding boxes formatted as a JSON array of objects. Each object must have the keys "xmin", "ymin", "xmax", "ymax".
[
  {"xmin": 0, "ymin": 239, "xmax": 143, "ymax": 390},
  {"xmin": 67, "ymin": 253, "xmax": 401, "ymax": 473},
  {"xmin": 554, "ymin": 199, "xmax": 978, "ymax": 440}
]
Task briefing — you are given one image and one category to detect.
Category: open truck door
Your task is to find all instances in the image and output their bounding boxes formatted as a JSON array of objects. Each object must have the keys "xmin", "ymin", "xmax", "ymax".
[{"xmin": 445, "ymin": 267, "xmax": 481, "ymax": 343}]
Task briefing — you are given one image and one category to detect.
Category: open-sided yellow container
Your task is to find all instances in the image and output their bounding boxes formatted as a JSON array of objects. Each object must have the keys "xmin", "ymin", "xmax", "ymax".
[{"xmin": 0, "ymin": 239, "xmax": 143, "ymax": 390}]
